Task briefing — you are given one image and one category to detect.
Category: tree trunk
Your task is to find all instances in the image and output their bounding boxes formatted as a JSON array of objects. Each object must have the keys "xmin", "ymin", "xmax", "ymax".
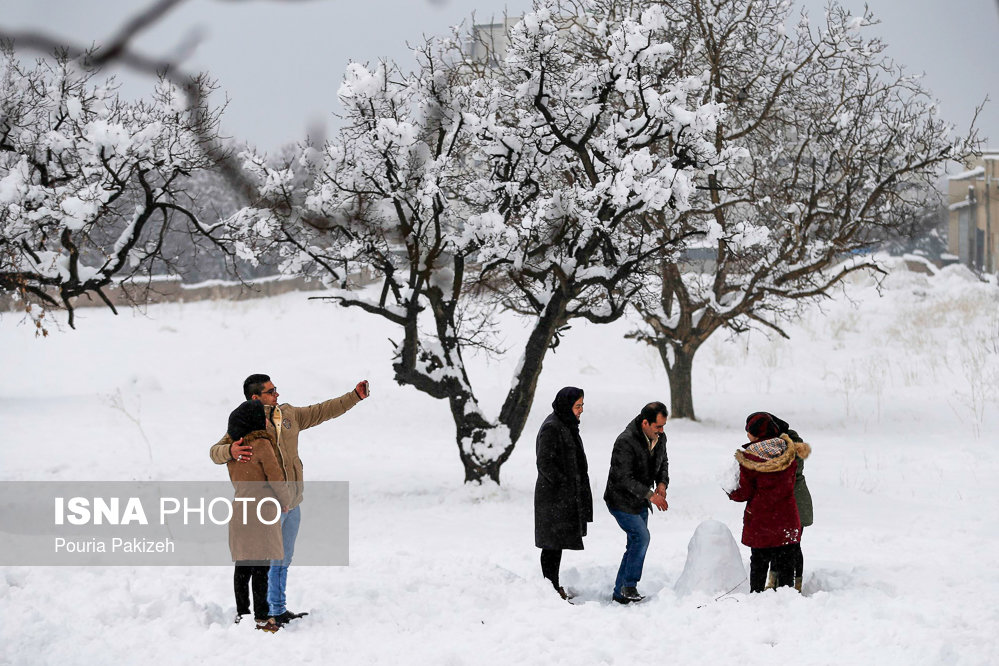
[
  {"xmin": 391, "ymin": 288, "xmax": 571, "ymax": 485},
  {"xmin": 448, "ymin": 395, "xmax": 511, "ymax": 484},
  {"xmin": 660, "ymin": 343, "xmax": 698, "ymax": 420},
  {"xmin": 498, "ymin": 292, "xmax": 570, "ymax": 443},
  {"xmin": 459, "ymin": 293, "xmax": 571, "ymax": 484},
  {"xmin": 458, "ymin": 444, "xmax": 505, "ymax": 484}
]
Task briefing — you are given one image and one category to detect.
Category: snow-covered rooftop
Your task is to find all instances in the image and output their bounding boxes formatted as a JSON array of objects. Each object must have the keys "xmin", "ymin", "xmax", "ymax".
[{"xmin": 948, "ymin": 166, "xmax": 985, "ymax": 180}]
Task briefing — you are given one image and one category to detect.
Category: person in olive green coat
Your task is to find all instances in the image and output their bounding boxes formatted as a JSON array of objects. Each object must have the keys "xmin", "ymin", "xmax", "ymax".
[{"xmin": 749, "ymin": 412, "xmax": 813, "ymax": 592}]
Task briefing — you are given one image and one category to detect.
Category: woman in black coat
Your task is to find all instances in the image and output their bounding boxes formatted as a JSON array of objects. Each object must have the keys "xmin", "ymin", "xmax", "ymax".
[{"xmin": 534, "ymin": 386, "xmax": 593, "ymax": 600}]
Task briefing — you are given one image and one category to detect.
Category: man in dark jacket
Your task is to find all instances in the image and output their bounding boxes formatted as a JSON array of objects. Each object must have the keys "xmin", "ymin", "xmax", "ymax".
[{"xmin": 604, "ymin": 402, "xmax": 670, "ymax": 604}]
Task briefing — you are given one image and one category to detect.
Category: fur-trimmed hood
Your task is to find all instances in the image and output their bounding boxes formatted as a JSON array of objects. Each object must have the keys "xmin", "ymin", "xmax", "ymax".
[{"xmin": 735, "ymin": 433, "xmax": 811, "ymax": 473}]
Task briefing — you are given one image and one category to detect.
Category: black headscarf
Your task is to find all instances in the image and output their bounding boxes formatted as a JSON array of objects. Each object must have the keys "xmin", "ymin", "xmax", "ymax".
[
  {"xmin": 552, "ymin": 386, "xmax": 584, "ymax": 434},
  {"xmin": 766, "ymin": 412, "xmax": 791, "ymax": 434},
  {"xmin": 228, "ymin": 400, "xmax": 266, "ymax": 441}
]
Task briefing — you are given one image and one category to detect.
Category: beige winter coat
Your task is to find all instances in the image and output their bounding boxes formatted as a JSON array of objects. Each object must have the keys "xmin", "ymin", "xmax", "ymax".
[
  {"xmin": 211, "ymin": 390, "xmax": 362, "ymax": 509},
  {"xmin": 227, "ymin": 429, "xmax": 292, "ymax": 561}
]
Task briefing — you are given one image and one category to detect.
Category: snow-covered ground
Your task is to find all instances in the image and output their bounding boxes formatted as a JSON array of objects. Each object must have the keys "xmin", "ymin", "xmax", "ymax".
[{"xmin": 1, "ymin": 258, "xmax": 997, "ymax": 665}]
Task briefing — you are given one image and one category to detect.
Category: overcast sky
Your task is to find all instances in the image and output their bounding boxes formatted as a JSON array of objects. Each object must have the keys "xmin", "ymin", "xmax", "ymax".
[{"xmin": 3, "ymin": 0, "xmax": 998, "ymax": 153}]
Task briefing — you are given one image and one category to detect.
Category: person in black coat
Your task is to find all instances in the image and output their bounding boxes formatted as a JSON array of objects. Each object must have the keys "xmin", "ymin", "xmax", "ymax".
[
  {"xmin": 604, "ymin": 402, "xmax": 670, "ymax": 604},
  {"xmin": 534, "ymin": 386, "xmax": 593, "ymax": 600}
]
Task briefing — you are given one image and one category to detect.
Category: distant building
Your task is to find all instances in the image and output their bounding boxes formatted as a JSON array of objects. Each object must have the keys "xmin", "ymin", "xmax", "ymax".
[
  {"xmin": 465, "ymin": 15, "xmax": 584, "ymax": 68},
  {"xmin": 464, "ymin": 17, "xmax": 520, "ymax": 67},
  {"xmin": 947, "ymin": 153, "xmax": 999, "ymax": 273}
]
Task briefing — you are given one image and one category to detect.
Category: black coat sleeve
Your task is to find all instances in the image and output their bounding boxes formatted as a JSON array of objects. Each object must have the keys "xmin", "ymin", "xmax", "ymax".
[
  {"xmin": 654, "ymin": 442, "xmax": 669, "ymax": 489},
  {"xmin": 536, "ymin": 421, "xmax": 566, "ymax": 486},
  {"xmin": 607, "ymin": 438, "xmax": 650, "ymax": 502}
]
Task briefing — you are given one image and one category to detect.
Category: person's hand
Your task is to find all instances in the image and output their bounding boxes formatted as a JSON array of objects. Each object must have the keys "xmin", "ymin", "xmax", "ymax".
[
  {"xmin": 354, "ymin": 380, "xmax": 370, "ymax": 400},
  {"xmin": 655, "ymin": 483, "xmax": 667, "ymax": 498},
  {"xmin": 230, "ymin": 438, "xmax": 253, "ymax": 463},
  {"xmin": 650, "ymin": 493, "xmax": 668, "ymax": 512}
]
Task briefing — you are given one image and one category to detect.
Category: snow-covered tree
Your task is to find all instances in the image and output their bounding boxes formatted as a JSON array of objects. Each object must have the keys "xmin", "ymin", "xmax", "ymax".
[
  {"xmin": 163, "ymin": 167, "xmax": 256, "ymax": 283},
  {"xmin": 0, "ymin": 48, "xmax": 230, "ymax": 329},
  {"xmin": 624, "ymin": 0, "xmax": 980, "ymax": 419},
  {"xmin": 461, "ymin": 0, "xmax": 734, "ymax": 466},
  {"xmin": 230, "ymin": 36, "xmax": 507, "ymax": 481},
  {"xmin": 233, "ymin": 0, "xmax": 729, "ymax": 483}
]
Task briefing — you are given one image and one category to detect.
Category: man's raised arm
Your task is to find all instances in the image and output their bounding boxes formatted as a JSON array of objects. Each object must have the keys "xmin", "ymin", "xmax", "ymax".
[{"xmin": 294, "ymin": 381, "xmax": 369, "ymax": 431}]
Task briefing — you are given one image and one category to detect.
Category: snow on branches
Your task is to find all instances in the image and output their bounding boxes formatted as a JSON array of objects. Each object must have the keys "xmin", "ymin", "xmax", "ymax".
[
  {"xmin": 624, "ymin": 0, "xmax": 981, "ymax": 419},
  {"xmin": 226, "ymin": 36, "xmax": 511, "ymax": 482},
  {"xmin": 227, "ymin": 0, "xmax": 733, "ymax": 482},
  {"xmin": 466, "ymin": 0, "xmax": 732, "ymax": 327},
  {"xmin": 0, "ymin": 48, "xmax": 228, "ymax": 329}
]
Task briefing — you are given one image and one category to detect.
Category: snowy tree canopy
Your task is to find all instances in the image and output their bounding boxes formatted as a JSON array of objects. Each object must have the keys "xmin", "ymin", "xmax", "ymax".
[
  {"xmin": 0, "ymin": 47, "xmax": 231, "ymax": 329},
  {"xmin": 467, "ymin": 0, "xmax": 739, "ymax": 324},
  {"xmin": 622, "ymin": 0, "xmax": 980, "ymax": 419},
  {"xmin": 227, "ymin": 0, "xmax": 733, "ymax": 483}
]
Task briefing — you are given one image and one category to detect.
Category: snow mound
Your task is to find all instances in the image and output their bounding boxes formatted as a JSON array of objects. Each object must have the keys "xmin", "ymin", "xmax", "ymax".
[
  {"xmin": 937, "ymin": 263, "xmax": 981, "ymax": 283},
  {"xmin": 674, "ymin": 519, "xmax": 747, "ymax": 597}
]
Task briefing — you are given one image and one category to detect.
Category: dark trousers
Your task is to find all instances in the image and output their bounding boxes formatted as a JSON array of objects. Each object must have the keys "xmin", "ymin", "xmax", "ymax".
[
  {"xmin": 792, "ymin": 527, "xmax": 805, "ymax": 578},
  {"xmin": 540, "ymin": 548, "xmax": 562, "ymax": 588},
  {"xmin": 749, "ymin": 545, "xmax": 796, "ymax": 592},
  {"xmin": 234, "ymin": 560, "xmax": 270, "ymax": 620}
]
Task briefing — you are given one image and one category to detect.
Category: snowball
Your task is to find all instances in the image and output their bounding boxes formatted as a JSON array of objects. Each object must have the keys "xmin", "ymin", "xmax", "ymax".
[{"xmin": 719, "ymin": 458, "xmax": 740, "ymax": 493}]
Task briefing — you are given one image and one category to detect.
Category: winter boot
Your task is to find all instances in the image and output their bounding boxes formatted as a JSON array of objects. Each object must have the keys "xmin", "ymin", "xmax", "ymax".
[
  {"xmin": 765, "ymin": 571, "xmax": 778, "ymax": 590},
  {"xmin": 255, "ymin": 618, "xmax": 280, "ymax": 633},
  {"xmin": 272, "ymin": 610, "xmax": 309, "ymax": 626},
  {"xmin": 794, "ymin": 576, "xmax": 803, "ymax": 593}
]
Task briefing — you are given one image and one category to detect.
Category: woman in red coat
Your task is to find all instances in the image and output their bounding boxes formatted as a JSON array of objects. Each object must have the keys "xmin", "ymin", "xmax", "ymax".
[{"xmin": 728, "ymin": 413, "xmax": 807, "ymax": 592}]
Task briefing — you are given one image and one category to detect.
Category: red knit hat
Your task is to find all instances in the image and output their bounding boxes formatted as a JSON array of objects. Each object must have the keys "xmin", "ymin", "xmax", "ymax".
[{"xmin": 746, "ymin": 412, "xmax": 780, "ymax": 440}]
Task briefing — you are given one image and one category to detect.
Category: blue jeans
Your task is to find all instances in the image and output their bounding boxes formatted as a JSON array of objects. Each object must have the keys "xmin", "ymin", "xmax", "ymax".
[
  {"xmin": 267, "ymin": 505, "xmax": 301, "ymax": 616},
  {"xmin": 609, "ymin": 506, "xmax": 650, "ymax": 598}
]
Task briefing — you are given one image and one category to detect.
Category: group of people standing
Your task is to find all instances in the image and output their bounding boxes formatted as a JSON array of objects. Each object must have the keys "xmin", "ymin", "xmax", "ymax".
[
  {"xmin": 534, "ymin": 387, "xmax": 813, "ymax": 602},
  {"xmin": 211, "ymin": 376, "xmax": 810, "ymax": 629}
]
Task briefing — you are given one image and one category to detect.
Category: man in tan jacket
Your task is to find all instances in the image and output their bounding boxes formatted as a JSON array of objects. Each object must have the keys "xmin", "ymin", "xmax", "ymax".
[{"xmin": 210, "ymin": 373, "xmax": 369, "ymax": 627}]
